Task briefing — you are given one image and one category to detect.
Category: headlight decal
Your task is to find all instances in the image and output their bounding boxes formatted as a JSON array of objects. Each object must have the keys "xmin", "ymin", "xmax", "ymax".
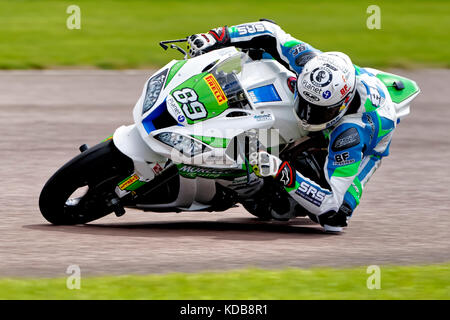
[
  {"xmin": 155, "ymin": 132, "xmax": 211, "ymax": 157},
  {"xmin": 142, "ymin": 69, "xmax": 168, "ymax": 115}
]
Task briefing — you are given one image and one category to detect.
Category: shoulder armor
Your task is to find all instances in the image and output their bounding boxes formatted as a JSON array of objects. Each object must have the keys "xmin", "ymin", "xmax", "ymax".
[{"xmin": 331, "ymin": 127, "xmax": 361, "ymax": 152}]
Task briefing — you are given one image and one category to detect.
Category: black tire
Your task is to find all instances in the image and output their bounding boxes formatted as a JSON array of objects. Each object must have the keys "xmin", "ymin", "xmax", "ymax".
[
  {"xmin": 241, "ymin": 199, "xmax": 273, "ymax": 220},
  {"xmin": 39, "ymin": 140, "xmax": 134, "ymax": 225}
]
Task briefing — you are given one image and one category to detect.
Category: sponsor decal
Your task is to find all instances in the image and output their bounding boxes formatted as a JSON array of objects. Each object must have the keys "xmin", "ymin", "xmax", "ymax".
[
  {"xmin": 203, "ymin": 74, "xmax": 228, "ymax": 105},
  {"xmin": 253, "ymin": 114, "xmax": 273, "ymax": 122},
  {"xmin": 303, "ymin": 91, "xmax": 320, "ymax": 102},
  {"xmin": 310, "ymin": 67, "xmax": 333, "ymax": 87},
  {"xmin": 277, "ymin": 162, "xmax": 294, "ymax": 188},
  {"xmin": 167, "ymin": 95, "xmax": 183, "ymax": 118},
  {"xmin": 333, "ymin": 152, "xmax": 355, "ymax": 166},
  {"xmin": 332, "ymin": 127, "xmax": 361, "ymax": 151},
  {"xmin": 302, "ymin": 79, "xmax": 322, "ymax": 95},
  {"xmin": 152, "ymin": 163, "xmax": 163, "ymax": 175},
  {"xmin": 324, "ymin": 63, "xmax": 338, "ymax": 71},
  {"xmin": 340, "ymin": 84, "xmax": 350, "ymax": 97},
  {"xmin": 118, "ymin": 174, "xmax": 140, "ymax": 190},
  {"xmin": 236, "ymin": 23, "xmax": 265, "ymax": 35},
  {"xmin": 178, "ymin": 165, "xmax": 239, "ymax": 179},
  {"xmin": 177, "ymin": 115, "xmax": 185, "ymax": 123},
  {"xmin": 295, "ymin": 51, "xmax": 317, "ymax": 67},
  {"xmin": 290, "ymin": 43, "xmax": 307, "ymax": 56},
  {"xmin": 295, "ymin": 181, "xmax": 326, "ymax": 207},
  {"xmin": 318, "ymin": 55, "xmax": 349, "ymax": 74},
  {"xmin": 322, "ymin": 90, "xmax": 331, "ymax": 99},
  {"xmin": 209, "ymin": 26, "xmax": 228, "ymax": 42}
]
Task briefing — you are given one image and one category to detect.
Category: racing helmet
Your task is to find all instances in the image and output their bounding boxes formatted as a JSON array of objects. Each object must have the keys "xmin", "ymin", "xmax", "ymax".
[{"xmin": 294, "ymin": 52, "xmax": 356, "ymax": 131}]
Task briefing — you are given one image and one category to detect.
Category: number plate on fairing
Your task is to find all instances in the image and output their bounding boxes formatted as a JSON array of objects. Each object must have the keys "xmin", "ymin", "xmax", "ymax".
[{"xmin": 170, "ymin": 72, "xmax": 230, "ymax": 124}]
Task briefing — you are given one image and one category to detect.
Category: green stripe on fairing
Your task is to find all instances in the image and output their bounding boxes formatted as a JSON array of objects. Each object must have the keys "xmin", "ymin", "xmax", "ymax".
[
  {"xmin": 376, "ymin": 72, "xmax": 420, "ymax": 104},
  {"xmin": 332, "ymin": 161, "xmax": 361, "ymax": 178},
  {"xmin": 165, "ymin": 60, "xmax": 187, "ymax": 88},
  {"xmin": 191, "ymin": 135, "xmax": 230, "ymax": 148}
]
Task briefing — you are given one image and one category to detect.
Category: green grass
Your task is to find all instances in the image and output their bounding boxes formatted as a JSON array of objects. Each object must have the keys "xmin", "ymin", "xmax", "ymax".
[
  {"xmin": 0, "ymin": 264, "xmax": 449, "ymax": 299},
  {"xmin": 0, "ymin": 0, "xmax": 449, "ymax": 69}
]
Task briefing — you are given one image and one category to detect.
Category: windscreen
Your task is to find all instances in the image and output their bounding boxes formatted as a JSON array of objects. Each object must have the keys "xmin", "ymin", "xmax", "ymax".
[{"xmin": 209, "ymin": 53, "xmax": 252, "ymax": 110}]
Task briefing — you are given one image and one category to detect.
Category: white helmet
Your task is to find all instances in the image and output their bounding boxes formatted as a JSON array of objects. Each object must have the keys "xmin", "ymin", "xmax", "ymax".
[{"xmin": 294, "ymin": 52, "xmax": 356, "ymax": 131}]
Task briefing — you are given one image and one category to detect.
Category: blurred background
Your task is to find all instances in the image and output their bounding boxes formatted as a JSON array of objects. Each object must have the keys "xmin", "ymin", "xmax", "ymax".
[{"xmin": 0, "ymin": 0, "xmax": 448, "ymax": 69}]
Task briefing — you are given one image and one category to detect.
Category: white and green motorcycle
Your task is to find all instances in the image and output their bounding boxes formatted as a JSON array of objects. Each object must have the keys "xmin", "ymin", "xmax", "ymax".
[{"xmin": 39, "ymin": 42, "xmax": 419, "ymax": 225}]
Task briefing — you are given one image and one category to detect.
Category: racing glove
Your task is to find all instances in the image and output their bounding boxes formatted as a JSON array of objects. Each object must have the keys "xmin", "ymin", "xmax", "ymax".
[
  {"xmin": 250, "ymin": 151, "xmax": 349, "ymax": 232},
  {"xmin": 187, "ymin": 26, "xmax": 230, "ymax": 57},
  {"xmin": 249, "ymin": 151, "xmax": 282, "ymax": 178},
  {"xmin": 249, "ymin": 151, "xmax": 296, "ymax": 186}
]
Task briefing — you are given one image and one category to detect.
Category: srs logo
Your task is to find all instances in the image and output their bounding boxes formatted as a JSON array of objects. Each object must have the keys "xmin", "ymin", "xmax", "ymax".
[
  {"xmin": 296, "ymin": 181, "xmax": 327, "ymax": 206},
  {"xmin": 236, "ymin": 23, "xmax": 265, "ymax": 35}
]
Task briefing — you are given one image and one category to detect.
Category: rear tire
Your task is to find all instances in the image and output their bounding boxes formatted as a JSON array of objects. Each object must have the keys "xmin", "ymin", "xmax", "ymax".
[
  {"xmin": 241, "ymin": 199, "xmax": 273, "ymax": 220},
  {"xmin": 39, "ymin": 140, "xmax": 134, "ymax": 225}
]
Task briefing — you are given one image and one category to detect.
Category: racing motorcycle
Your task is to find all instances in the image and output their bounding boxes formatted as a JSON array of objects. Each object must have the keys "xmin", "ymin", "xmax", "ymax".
[{"xmin": 39, "ymin": 40, "xmax": 420, "ymax": 225}]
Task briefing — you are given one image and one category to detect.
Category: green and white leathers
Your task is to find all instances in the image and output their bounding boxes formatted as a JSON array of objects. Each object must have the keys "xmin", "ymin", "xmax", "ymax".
[{"xmin": 218, "ymin": 21, "xmax": 420, "ymax": 226}]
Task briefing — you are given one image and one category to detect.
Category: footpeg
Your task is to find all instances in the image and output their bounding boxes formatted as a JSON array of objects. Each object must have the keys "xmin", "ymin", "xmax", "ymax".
[{"xmin": 109, "ymin": 198, "xmax": 126, "ymax": 217}]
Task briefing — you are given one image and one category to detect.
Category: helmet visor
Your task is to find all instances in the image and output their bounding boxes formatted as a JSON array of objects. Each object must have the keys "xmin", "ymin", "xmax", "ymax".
[{"xmin": 294, "ymin": 94, "xmax": 343, "ymax": 126}]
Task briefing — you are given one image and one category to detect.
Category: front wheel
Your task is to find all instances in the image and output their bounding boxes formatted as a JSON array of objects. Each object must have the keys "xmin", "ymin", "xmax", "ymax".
[{"xmin": 39, "ymin": 140, "xmax": 134, "ymax": 225}]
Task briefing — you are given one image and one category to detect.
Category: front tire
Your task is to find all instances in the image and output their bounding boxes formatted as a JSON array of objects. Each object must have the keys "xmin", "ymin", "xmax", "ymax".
[{"xmin": 39, "ymin": 140, "xmax": 134, "ymax": 225}]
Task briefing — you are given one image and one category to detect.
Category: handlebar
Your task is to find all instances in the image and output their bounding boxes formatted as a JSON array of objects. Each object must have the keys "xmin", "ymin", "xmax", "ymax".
[{"xmin": 159, "ymin": 38, "xmax": 188, "ymax": 59}]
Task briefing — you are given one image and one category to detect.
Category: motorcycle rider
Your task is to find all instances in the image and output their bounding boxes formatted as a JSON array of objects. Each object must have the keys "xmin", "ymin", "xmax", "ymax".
[{"xmin": 187, "ymin": 20, "xmax": 399, "ymax": 232}]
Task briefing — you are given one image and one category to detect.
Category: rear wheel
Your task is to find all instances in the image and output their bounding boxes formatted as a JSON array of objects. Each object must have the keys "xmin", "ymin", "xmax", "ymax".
[
  {"xmin": 39, "ymin": 140, "xmax": 134, "ymax": 225},
  {"xmin": 241, "ymin": 198, "xmax": 273, "ymax": 220}
]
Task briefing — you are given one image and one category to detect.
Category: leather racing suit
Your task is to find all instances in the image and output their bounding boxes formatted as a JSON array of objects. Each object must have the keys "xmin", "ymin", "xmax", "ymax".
[{"xmin": 190, "ymin": 20, "xmax": 399, "ymax": 228}]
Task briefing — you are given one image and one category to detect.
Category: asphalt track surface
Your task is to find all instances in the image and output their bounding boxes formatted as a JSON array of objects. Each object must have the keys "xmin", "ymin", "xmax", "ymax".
[{"xmin": 0, "ymin": 69, "xmax": 449, "ymax": 277}]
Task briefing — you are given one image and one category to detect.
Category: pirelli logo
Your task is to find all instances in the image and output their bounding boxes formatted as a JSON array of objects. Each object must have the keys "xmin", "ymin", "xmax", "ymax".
[
  {"xmin": 118, "ymin": 174, "xmax": 139, "ymax": 190},
  {"xmin": 204, "ymin": 74, "xmax": 227, "ymax": 105}
]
